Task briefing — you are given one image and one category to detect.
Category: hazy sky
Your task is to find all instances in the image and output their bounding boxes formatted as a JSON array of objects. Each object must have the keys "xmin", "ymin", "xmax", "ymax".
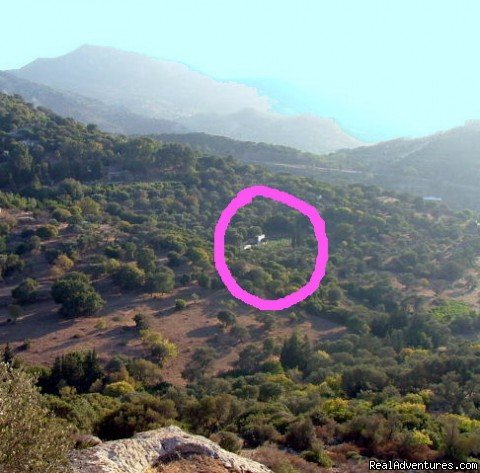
[{"xmin": 1, "ymin": 0, "xmax": 479, "ymax": 141}]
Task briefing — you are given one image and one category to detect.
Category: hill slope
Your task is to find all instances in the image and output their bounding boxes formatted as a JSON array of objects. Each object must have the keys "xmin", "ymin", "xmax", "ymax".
[
  {"xmin": 321, "ymin": 122, "xmax": 480, "ymax": 209},
  {"xmin": 9, "ymin": 45, "xmax": 362, "ymax": 153},
  {"xmin": 0, "ymin": 71, "xmax": 186, "ymax": 135},
  {"xmin": 2, "ymin": 94, "xmax": 480, "ymax": 469}
]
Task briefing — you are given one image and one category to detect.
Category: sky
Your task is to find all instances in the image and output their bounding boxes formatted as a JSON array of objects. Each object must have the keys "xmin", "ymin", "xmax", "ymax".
[{"xmin": 1, "ymin": 0, "xmax": 480, "ymax": 142}]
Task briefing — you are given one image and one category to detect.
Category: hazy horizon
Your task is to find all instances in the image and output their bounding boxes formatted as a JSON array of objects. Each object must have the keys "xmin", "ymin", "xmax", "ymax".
[{"xmin": 2, "ymin": 0, "xmax": 480, "ymax": 142}]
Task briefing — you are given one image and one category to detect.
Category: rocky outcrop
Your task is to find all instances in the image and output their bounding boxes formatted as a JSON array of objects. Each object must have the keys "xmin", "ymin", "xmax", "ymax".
[{"xmin": 69, "ymin": 426, "xmax": 272, "ymax": 473}]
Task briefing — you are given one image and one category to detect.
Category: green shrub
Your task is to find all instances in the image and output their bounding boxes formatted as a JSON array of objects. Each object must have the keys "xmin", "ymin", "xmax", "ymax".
[
  {"xmin": 175, "ymin": 298, "xmax": 187, "ymax": 310},
  {"xmin": 36, "ymin": 225, "xmax": 59, "ymax": 239},
  {"xmin": 140, "ymin": 330, "xmax": 178, "ymax": 367},
  {"xmin": 302, "ymin": 448, "xmax": 333, "ymax": 467},
  {"xmin": 104, "ymin": 381, "xmax": 136, "ymax": 397},
  {"xmin": 12, "ymin": 278, "xmax": 39, "ymax": 304},
  {"xmin": 218, "ymin": 431, "xmax": 243, "ymax": 453}
]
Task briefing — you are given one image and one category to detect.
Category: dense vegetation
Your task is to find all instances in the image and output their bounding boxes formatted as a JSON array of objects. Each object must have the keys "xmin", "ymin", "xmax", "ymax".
[{"xmin": 1, "ymin": 94, "xmax": 480, "ymax": 471}]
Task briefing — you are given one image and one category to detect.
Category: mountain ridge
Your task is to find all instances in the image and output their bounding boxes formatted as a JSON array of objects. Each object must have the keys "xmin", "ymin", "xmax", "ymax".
[
  {"xmin": 8, "ymin": 45, "xmax": 362, "ymax": 153},
  {"xmin": 0, "ymin": 71, "xmax": 186, "ymax": 135}
]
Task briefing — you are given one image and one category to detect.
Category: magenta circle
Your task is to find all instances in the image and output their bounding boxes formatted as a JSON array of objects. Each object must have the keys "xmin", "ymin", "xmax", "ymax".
[{"xmin": 213, "ymin": 185, "xmax": 329, "ymax": 311}]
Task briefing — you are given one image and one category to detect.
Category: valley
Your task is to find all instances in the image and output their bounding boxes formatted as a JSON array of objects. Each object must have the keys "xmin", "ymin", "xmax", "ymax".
[{"xmin": 1, "ymin": 92, "xmax": 480, "ymax": 471}]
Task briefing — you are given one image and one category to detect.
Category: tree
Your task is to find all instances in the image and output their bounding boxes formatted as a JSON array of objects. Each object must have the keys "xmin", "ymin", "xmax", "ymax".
[
  {"xmin": 146, "ymin": 266, "xmax": 175, "ymax": 294},
  {"xmin": 136, "ymin": 247, "xmax": 157, "ymax": 274},
  {"xmin": 258, "ymin": 382, "xmax": 284, "ymax": 402},
  {"xmin": 113, "ymin": 262, "xmax": 146, "ymax": 290},
  {"xmin": 2, "ymin": 344, "xmax": 14, "ymax": 363},
  {"xmin": 217, "ymin": 310, "xmax": 237, "ymax": 329},
  {"xmin": 53, "ymin": 254, "xmax": 74, "ymax": 272},
  {"xmin": 236, "ymin": 345, "xmax": 265, "ymax": 374},
  {"xmin": 60, "ymin": 178, "xmax": 84, "ymax": 200},
  {"xmin": 126, "ymin": 358, "xmax": 163, "ymax": 387},
  {"xmin": 46, "ymin": 350, "xmax": 103, "ymax": 394},
  {"xmin": 182, "ymin": 347, "xmax": 217, "ymax": 382},
  {"xmin": 285, "ymin": 418, "xmax": 316, "ymax": 452},
  {"xmin": 342, "ymin": 365, "xmax": 389, "ymax": 397},
  {"xmin": 280, "ymin": 331, "xmax": 311, "ymax": 371},
  {"xmin": 7, "ymin": 304, "xmax": 22, "ymax": 323},
  {"xmin": 167, "ymin": 250, "xmax": 182, "ymax": 267},
  {"xmin": 36, "ymin": 225, "xmax": 59, "ymax": 239},
  {"xmin": 51, "ymin": 272, "xmax": 104, "ymax": 317},
  {"xmin": 218, "ymin": 431, "xmax": 243, "ymax": 454},
  {"xmin": 0, "ymin": 363, "xmax": 73, "ymax": 472},
  {"xmin": 186, "ymin": 246, "xmax": 210, "ymax": 268},
  {"xmin": 12, "ymin": 278, "xmax": 39, "ymax": 304}
]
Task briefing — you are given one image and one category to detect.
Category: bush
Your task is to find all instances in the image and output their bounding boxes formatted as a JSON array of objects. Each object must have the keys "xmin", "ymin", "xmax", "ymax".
[
  {"xmin": 51, "ymin": 208, "xmax": 72, "ymax": 222},
  {"xmin": 0, "ymin": 363, "xmax": 74, "ymax": 472},
  {"xmin": 133, "ymin": 313, "xmax": 153, "ymax": 331},
  {"xmin": 53, "ymin": 254, "xmax": 74, "ymax": 272},
  {"xmin": 217, "ymin": 431, "xmax": 243, "ymax": 453},
  {"xmin": 285, "ymin": 418, "xmax": 316, "ymax": 452},
  {"xmin": 11, "ymin": 278, "xmax": 39, "ymax": 304},
  {"xmin": 341, "ymin": 365, "xmax": 389, "ymax": 397},
  {"xmin": 146, "ymin": 266, "xmax": 175, "ymax": 294},
  {"xmin": 241, "ymin": 421, "xmax": 280, "ymax": 448},
  {"xmin": 0, "ymin": 254, "xmax": 25, "ymax": 278},
  {"xmin": 104, "ymin": 381, "xmax": 136, "ymax": 397},
  {"xmin": 140, "ymin": 330, "xmax": 178, "ymax": 367},
  {"xmin": 250, "ymin": 444, "xmax": 321, "ymax": 473},
  {"xmin": 36, "ymin": 225, "xmax": 59, "ymax": 239},
  {"xmin": 302, "ymin": 448, "xmax": 333, "ymax": 467},
  {"xmin": 97, "ymin": 394, "xmax": 177, "ymax": 440},
  {"xmin": 175, "ymin": 298, "xmax": 187, "ymax": 310},
  {"xmin": 259, "ymin": 382, "xmax": 284, "ymax": 402},
  {"xmin": 217, "ymin": 310, "xmax": 237, "ymax": 328},
  {"xmin": 126, "ymin": 358, "xmax": 163, "ymax": 387}
]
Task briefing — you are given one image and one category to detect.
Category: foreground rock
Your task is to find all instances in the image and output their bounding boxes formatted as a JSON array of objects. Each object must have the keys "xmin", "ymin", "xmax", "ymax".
[{"xmin": 69, "ymin": 426, "xmax": 272, "ymax": 473}]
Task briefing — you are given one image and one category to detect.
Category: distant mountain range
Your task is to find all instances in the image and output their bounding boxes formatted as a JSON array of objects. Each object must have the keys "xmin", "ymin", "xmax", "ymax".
[{"xmin": 4, "ymin": 45, "xmax": 362, "ymax": 154}]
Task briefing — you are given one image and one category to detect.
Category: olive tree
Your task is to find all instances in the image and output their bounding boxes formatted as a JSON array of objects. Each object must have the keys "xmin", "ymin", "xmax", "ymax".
[{"xmin": 0, "ymin": 363, "xmax": 74, "ymax": 472}]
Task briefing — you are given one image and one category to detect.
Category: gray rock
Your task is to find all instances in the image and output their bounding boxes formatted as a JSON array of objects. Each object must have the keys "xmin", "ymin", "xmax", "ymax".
[{"xmin": 70, "ymin": 426, "xmax": 272, "ymax": 473}]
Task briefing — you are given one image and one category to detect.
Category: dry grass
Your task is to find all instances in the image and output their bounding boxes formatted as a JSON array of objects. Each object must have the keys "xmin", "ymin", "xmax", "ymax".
[
  {"xmin": 246, "ymin": 444, "xmax": 323, "ymax": 472},
  {"xmin": 156, "ymin": 455, "xmax": 232, "ymax": 472}
]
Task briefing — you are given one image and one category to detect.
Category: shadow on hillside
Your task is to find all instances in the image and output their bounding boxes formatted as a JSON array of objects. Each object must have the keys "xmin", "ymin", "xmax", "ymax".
[
  {"xmin": 0, "ymin": 302, "xmax": 75, "ymax": 343},
  {"xmin": 186, "ymin": 325, "xmax": 218, "ymax": 338}
]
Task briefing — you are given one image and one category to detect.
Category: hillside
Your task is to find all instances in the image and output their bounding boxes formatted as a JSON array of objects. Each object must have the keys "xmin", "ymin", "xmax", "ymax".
[
  {"xmin": 2, "ymin": 94, "xmax": 480, "ymax": 471},
  {"xmin": 309, "ymin": 123, "xmax": 480, "ymax": 210},
  {"xmin": 8, "ymin": 45, "xmax": 362, "ymax": 153},
  {"xmin": 154, "ymin": 127, "xmax": 480, "ymax": 211},
  {"xmin": 152, "ymin": 132, "xmax": 322, "ymax": 167},
  {"xmin": 0, "ymin": 71, "xmax": 186, "ymax": 135}
]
